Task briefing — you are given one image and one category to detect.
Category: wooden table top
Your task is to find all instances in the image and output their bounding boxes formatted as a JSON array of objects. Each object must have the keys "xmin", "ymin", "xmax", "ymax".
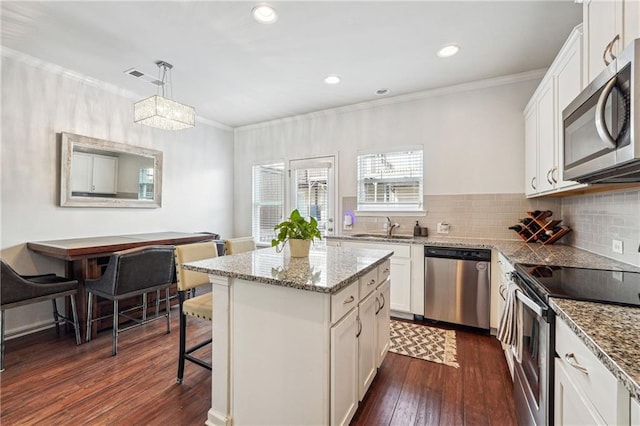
[{"xmin": 27, "ymin": 232, "xmax": 216, "ymax": 261}]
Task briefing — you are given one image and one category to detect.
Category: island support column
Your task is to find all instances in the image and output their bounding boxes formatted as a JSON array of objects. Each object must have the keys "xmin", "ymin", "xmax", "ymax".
[{"xmin": 207, "ymin": 275, "xmax": 232, "ymax": 426}]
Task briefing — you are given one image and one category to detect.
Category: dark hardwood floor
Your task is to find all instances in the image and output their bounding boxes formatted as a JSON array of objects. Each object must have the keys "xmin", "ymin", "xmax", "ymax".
[{"xmin": 1, "ymin": 311, "xmax": 516, "ymax": 425}]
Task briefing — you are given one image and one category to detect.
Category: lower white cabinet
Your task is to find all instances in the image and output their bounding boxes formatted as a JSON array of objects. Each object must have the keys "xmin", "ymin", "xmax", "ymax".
[
  {"xmin": 331, "ymin": 307, "xmax": 359, "ymax": 426},
  {"xmin": 358, "ymin": 290, "xmax": 377, "ymax": 401},
  {"xmin": 71, "ymin": 151, "xmax": 118, "ymax": 194},
  {"xmin": 340, "ymin": 240, "xmax": 412, "ymax": 313},
  {"xmin": 375, "ymin": 278, "xmax": 391, "ymax": 367},
  {"xmin": 555, "ymin": 358, "xmax": 607, "ymax": 425},
  {"xmin": 330, "ymin": 263, "xmax": 392, "ymax": 426},
  {"xmin": 554, "ymin": 317, "xmax": 630, "ymax": 425}
]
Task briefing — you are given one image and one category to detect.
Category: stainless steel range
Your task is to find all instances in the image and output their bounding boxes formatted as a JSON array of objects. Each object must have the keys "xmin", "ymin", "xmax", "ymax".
[{"xmin": 511, "ymin": 263, "xmax": 640, "ymax": 426}]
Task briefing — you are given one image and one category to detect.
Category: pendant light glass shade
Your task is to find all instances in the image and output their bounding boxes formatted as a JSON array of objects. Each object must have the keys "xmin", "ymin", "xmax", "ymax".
[
  {"xmin": 134, "ymin": 61, "xmax": 195, "ymax": 131},
  {"xmin": 134, "ymin": 95, "xmax": 195, "ymax": 130}
]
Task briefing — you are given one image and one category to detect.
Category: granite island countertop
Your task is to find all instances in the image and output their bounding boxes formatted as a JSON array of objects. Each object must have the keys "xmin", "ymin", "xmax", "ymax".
[
  {"xmin": 551, "ymin": 298, "xmax": 640, "ymax": 402},
  {"xmin": 183, "ymin": 245, "xmax": 393, "ymax": 294}
]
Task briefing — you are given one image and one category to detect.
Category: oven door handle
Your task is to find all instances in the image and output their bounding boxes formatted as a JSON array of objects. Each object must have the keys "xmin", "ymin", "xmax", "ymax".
[{"xmin": 516, "ymin": 290, "xmax": 544, "ymax": 317}]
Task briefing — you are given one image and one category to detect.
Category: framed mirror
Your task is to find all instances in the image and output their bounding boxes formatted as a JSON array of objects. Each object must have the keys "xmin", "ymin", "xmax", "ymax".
[{"xmin": 60, "ymin": 132, "xmax": 163, "ymax": 208}]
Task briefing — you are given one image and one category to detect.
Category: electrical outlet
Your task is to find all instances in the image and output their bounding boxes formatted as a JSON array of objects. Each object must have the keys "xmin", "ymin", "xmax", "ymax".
[
  {"xmin": 612, "ymin": 239, "xmax": 623, "ymax": 254},
  {"xmin": 437, "ymin": 222, "xmax": 450, "ymax": 234}
]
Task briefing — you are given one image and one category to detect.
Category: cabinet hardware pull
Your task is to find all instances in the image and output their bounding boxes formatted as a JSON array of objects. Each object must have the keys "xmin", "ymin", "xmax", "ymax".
[
  {"xmin": 368, "ymin": 279, "xmax": 376, "ymax": 286},
  {"xmin": 564, "ymin": 353, "xmax": 589, "ymax": 375},
  {"xmin": 379, "ymin": 293, "xmax": 385, "ymax": 310},
  {"xmin": 551, "ymin": 167, "xmax": 558, "ymax": 184},
  {"xmin": 374, "ymin": 296, "xmax": 381, "ymax": 315},
  {"xmin": 531, "ymin": 176, "xmax": 536, "ymax": 190},
  {"xmin": 383, "ymin": 268, "xmax": 390, "ymax": 274},
  {"xmin": 546, "ymin": 169, "xmax": 554, "ymax": 185},
  {"xmin": 609, "ymin": 34, "xmax": 620, "ymax": 62},
  {"xmin": 499, "ymin": 284, "xmax": 506, "ymax": 301},
  {"xmin": 343, "ymin": 295, "xmax": 355, "ymax": 304},
  {"xmin": 603, "ymin": 39, "xmax": 614, "ymax": 66},
  {"xmin": 356, "ymin": 316, "xmax": 362, "ymax": 338}
]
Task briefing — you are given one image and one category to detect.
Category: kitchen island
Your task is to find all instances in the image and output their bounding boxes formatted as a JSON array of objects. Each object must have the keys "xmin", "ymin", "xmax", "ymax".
[{"xmin": 183, "ymin": 245, "xmax": 393, "ymax": 426}]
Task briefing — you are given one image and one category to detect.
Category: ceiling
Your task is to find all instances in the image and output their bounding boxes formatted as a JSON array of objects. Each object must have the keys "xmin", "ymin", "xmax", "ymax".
[{"xmin": 1, "ymin": 1, "xmax": 582, "ymax": 128}]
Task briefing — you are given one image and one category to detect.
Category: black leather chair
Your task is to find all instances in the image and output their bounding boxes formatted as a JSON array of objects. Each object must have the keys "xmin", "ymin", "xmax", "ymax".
[
  {"xmin": 85, "ymin": 245, "xmax": 175, "ymax": 356},
  {"xmin": 0, "ymin": 259, "xmax": 81, "ymax": 371}
]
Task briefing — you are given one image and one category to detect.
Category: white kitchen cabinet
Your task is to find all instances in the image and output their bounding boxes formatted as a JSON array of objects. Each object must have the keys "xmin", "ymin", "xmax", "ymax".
[
  {"xmin": 583, "ymin": 0, "xmax": 640, "ymax": 84},
  {"xmin": 331, "ymin": 307, "xmax": 359, "ymax": 426},
  {"xmin": 357, "ymin": 290, "xmax": 377, "ymax": 401},
  {"xmin": 554, "ymin": 316, "xmax": 630, "ymax": 425},
  {"xmin": 71, "ymin": 151, "xmax": 118, "ymax": 194},
  {"xmin": 632, "ymin": 397, "xmax": 640, "ymax": 425},
  {"xmin": 375, "ymin": 278, "xmax": 391, "ymax": 368},
  {"xmin": 340, "ymin": 240, "xmax": 412, "ymax": 314},
  {"xmin": 524, "ymin": 25, "xmax": 586, "ymax": 198},
  {"xmin": 555, "ymin": 357, "xmax": 607, "ymax": 425}
]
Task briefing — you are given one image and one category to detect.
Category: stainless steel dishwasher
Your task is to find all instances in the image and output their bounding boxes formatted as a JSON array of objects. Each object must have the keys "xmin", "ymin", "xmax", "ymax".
[{"xmin": 424, "ymin": 246, "xmax": 491, "ymax": 330}]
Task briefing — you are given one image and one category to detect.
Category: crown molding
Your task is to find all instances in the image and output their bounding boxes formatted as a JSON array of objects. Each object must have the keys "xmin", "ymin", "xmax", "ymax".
[
  {"xmin": 235, "ymin": 68, "xmax": 547, "ymax": 133},
  {"xmin": 1, "ymin": 46, "xmax": 233, "ymax": 131}
]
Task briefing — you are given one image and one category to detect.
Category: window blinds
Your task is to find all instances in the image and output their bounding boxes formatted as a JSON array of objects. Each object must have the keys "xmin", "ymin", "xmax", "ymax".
[
  {"xmin": 357, "ymin": 150, "xmax": 423, "ymax": 211},
  {"xmin": 252, "ymin": 163, "xmax": 284, "ymax": 243}
]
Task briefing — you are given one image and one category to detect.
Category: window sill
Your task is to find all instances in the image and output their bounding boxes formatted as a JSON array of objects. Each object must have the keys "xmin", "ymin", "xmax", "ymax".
[{"xmin": 355, "ymin": 210, "xmax": 427, "ymax": 217}]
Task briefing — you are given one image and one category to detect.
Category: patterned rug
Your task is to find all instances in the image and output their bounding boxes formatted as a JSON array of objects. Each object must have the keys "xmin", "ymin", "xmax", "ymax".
[{"xmin": 389, "ymin": 320, "xmax": 459, "ymax": 368}]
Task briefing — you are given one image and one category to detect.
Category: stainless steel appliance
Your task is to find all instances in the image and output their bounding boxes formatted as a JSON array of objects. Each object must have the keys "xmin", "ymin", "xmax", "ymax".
[
  {"xmin": 424, "ymin": 247, "xmax": 491, "ymax": 330},
  {"xmin": 563, "ymin": 38, "xmax": 640, "ymax": 183},
  {"xmin": 510, "ymin": 264, "xmax": 640, "ymax": 426}
]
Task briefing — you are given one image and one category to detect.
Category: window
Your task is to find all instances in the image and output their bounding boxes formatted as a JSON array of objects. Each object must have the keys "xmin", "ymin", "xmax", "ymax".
[
  {"xmin": 252, "ymin": 163, "xmax": 284, "ymax": 244},
  {"xmin": 357, "ymin": 149, "xmax": 423, "ymax": 212}
]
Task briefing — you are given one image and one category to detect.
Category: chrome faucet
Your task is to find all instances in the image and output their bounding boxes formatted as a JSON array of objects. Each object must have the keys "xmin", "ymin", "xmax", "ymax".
[{"xmin": 386, "ymin": 216, "xmax": 400, "ymax": 238}]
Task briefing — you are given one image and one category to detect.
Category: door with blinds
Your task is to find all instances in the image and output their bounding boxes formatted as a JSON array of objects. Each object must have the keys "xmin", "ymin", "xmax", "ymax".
[{"xmin": 289, "ymin": 156, "xmax": 336, "ymax": 236}]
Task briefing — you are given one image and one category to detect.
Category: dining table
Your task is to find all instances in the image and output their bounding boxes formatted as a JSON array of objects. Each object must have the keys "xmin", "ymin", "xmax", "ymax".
[{"xmin": 27, "ymin": 231, "xmax": 216, "ymax": 339}]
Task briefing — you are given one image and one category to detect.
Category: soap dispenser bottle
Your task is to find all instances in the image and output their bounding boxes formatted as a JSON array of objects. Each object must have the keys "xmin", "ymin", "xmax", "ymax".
[{"xmin": 413, "ymin": 221, "xmax": 421, "ymax": 236}]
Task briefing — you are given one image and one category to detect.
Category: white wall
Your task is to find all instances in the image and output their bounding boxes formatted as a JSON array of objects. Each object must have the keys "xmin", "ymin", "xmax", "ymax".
[
  {"xmin": 1, "ymin": 54, "xmax": 234, "ymax": 336},
  {"xmin": 233, "ymin": 75, "xmax": 541, "ymax": 237}
]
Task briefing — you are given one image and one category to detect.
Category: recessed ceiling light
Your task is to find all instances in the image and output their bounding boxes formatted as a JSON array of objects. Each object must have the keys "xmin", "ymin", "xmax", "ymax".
[
  {"xmin": 375, "ymin": 88, "xmax": 390, "ymax": 95},
  {"xmin": 252, "ymin": 4, "xmax": 278, "ymax": 24},
  {"xmin": 324, "ymin": 75, "xmax": 341, "ymax": 85},
  {"xmin": 437, "ymin": 44, "xmax": 460, "ymax": 58}
]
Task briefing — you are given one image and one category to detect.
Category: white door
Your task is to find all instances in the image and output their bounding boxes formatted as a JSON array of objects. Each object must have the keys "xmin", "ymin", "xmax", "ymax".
[
  {"xmin": 289, "ymin": 156, "xmax": 336, "ymax": 236},
  {"xmin": 330, "ymin": 308, "xmax": 358, "ymax": 426}
]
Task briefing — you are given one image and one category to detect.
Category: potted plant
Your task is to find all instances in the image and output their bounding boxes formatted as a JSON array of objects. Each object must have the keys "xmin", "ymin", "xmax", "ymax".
[{"xmin": 271, "ymin": 209, "xmax": 322, "ymax": 257}]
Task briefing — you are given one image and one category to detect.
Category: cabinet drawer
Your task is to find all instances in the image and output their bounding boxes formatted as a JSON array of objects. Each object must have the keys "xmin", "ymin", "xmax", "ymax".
[
  {"xmin": 331, "ymin": 281, "xmax": 358, "ymax": 325},
  {"xmin": 359, "ymin": 268, "xmax": 378, "ymax": 300},
  {"xmin": 378, "ymin": 259, "xmax": 391, "ymax": 284},
  {"xmin": 555, "ymin": 317, "xmax": 627, "ymax": 424}
]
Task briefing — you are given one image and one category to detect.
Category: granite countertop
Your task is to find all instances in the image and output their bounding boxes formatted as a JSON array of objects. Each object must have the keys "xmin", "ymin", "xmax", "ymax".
[
  {"xmin": 551, "ymin": 298, "xmax": 640, "ymax": 402},
  {"xmin": 182, "ymin": 245, "xmax": 393, "ymax": 294}
]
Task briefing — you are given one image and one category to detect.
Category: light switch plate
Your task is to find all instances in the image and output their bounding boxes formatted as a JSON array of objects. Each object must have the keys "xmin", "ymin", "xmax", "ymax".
[{"xmin": 612, "ymin": 239, "xmax": 623, "ymax": 254}]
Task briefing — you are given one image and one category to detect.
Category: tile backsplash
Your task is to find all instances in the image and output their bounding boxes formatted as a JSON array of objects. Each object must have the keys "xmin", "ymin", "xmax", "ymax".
[
  {"xmin": 561, "ymin": 188, "xmax": 640, "ymax": 267},
  {"xmin": 341, "ymin": 194, "xmax": 561, "ymax": 241}
]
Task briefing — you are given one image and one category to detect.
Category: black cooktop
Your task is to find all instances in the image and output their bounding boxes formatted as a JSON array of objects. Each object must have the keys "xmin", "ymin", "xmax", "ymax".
[{"xmin": 515, "ymin": 263, "xmax": 640, "ymax": 308}]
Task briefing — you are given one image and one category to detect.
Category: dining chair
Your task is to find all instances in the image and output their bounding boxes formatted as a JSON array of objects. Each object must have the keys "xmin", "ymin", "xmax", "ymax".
[
  {"xmin": 224, "ymin": 237, "xmax": 257, "ymax": 255},
  {"xmin": 174, "ymin": 241, "xmax": 217, "ymax": 383},
  {"xmin": 85, "ymin": 245, "xmax": 175, "ymax": 356},
  {"xmin": 0, "ymin": 259, "xmax": 81, "ymax": 371}
]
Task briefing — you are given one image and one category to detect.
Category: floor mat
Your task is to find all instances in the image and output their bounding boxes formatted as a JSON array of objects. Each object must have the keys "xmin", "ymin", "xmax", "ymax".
[{"xmin": 389, "ymin": 320, "xmax": 459, "ymax": 368}]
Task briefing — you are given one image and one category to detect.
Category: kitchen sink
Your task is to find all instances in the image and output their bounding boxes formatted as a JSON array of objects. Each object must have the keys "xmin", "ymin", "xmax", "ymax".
[{"xmin": 351, "ymin": 233, "xmax": 414, "ymax": 240}]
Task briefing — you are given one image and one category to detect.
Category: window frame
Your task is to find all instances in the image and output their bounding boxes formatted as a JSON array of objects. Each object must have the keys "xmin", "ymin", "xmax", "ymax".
[
  {"xmin": 356, "ymin": 147, "xmax": 424, "ymax": 214},
  {"xmin": 251, "ymin": 161, "xmax": 285, "ymax": 245}
]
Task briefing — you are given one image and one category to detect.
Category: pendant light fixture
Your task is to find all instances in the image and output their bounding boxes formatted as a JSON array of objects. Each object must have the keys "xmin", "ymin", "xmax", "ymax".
[{"xmin": 134, "ymin": 60, "xmax": 195, "ymax": 131}]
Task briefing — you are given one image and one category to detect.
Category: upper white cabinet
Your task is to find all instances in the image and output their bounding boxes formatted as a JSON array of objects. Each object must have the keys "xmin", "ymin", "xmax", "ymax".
[
  {"xmin": 524, "ymin": 25, "xmax": 586, "ymax": 197},
  {"xmin": 583, "ymin": 0, "xmax": 640, "ymax": 84},
  {"xmin": 71, "ymin": 152, "xmax": 118, "ymax": 194}
]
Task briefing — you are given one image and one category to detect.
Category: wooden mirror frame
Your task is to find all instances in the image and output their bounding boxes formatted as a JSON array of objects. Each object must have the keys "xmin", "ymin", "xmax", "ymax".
[{"xmin": 60, "ymin": 132, "xmax": 163, "ymax": 208}]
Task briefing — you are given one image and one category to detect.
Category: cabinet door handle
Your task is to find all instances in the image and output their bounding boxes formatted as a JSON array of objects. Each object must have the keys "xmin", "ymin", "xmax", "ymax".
[
  {"xmin": 531, "ymin": 176, "xmax": 537, "ymax": 190},
  {"xmin": 374, "ymin": 296, "xmax": 381, "ymax": 315},
  {"xmin": 356, "ymin": 315, "xmax": 362, "ymax": 338},
  {"xmin": 368, "ymin": 278, "xmax": 376, "ymax": 286},
  {"xmin": 564, "ymin": 353, "xmax": 589, "ymax": 375},
  {"xmin": 552, "ymin": 167, "xmax": 558, "ymax": 184},
  {"xmin": 603, "ymin": 39, "xmax": 614, "ymax": 66},
  {"xmin": 343, "ymin": 295, "xmax": 355, "ymax": 305},
  {"xmin": 499, "ymin": 284, "xmax": 506, "ymax": 301},
  {"xmin": 546, "ymin": 169, "xmax": 554, "ymax": 185},
  {"xmin": 379, "ymin": 293, "xmax": 385, "ymax": 310},
  {"xmin": 608, "ymin": 34, "xmax": 620, "ymax": 62},
  {"xmin": 383, "ymin": 268, "xmax": 390, "ymax": 274}
]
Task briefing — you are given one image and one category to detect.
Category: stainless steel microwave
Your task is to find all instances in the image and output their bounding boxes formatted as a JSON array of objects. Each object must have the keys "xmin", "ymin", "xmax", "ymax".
[{"xmin": 563, "ymin": 38, "xmax": 640, "ymax": 183}]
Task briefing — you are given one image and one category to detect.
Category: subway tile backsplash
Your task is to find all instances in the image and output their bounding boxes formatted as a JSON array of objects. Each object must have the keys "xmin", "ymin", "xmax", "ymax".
[
  {"xmin": 341, "ymin": 194, "xmax": 561, "ymax": 241},
  {"xmin": 340, "ymin": 189, "xmax": 640, "ymax": 267},
  {"xmin": 561, "ymin": 189, "xmax": 640, "ymax": 267}
]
